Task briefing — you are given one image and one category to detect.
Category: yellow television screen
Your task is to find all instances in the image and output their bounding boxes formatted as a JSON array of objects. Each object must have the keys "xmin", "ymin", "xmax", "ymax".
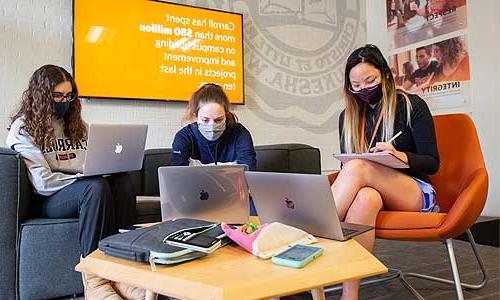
[{"xmin": 73, "ymin": 0, "xmax": 244, "ymax": 103}]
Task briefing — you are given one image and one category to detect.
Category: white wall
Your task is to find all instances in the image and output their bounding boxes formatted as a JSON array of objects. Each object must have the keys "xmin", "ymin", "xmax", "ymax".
[
  {"xmin": 367, "ymin": 0, "xmax": 500, "ymax": 217},
  {"xmin": 0, "ymin": 0, "xmax": 366, "ymax": 174}
]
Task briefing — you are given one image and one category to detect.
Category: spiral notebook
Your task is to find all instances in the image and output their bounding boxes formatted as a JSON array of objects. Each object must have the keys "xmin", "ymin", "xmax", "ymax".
[{"xmin": 333, "ymin": 151, "xmax": 409, "ymax": 169}]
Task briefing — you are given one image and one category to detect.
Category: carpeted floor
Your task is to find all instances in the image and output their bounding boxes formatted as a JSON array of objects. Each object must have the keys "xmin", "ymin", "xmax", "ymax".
[{"xmin": 283, "ymin": 239, "xmax": 499, "ymax": 300}]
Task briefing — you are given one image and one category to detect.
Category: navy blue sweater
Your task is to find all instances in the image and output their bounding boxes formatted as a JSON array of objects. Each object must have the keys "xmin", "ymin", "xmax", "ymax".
[{"xmin": 171, "ymin": 122, "xmax": 257, "ymax": 171}]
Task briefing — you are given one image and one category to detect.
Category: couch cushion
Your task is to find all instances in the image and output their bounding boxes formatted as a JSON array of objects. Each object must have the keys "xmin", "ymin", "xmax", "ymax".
[
  {"xmin": 127, "ymin": 170, "xmax": 142, "ymax": 200},
  {"xmin": 255, "ymin": 144, "xmax": 321, "ymax": 174},
  {"xmin": 19, "ymin": 218, "xmax": 82, "ymax": 300},
  {"xmin": 255, "ymin": 148, "xmax": 288, "ymax": 172},
  {"xmin": 136, "ymin": 196, "xmax": 162, "ymax": 224},
  {"xmin": 288, "ymin": 146, "xmax": 321, "ymax": 174},
  {"xmin": 142, "ymin": 149, "xmax": 172, "ymax": 196}
]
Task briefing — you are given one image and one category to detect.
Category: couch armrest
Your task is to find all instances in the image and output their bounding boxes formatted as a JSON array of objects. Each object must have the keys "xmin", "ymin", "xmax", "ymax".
[{"xmin": 0, "ymin": 147, "xmax": 32, "ymax": 299}]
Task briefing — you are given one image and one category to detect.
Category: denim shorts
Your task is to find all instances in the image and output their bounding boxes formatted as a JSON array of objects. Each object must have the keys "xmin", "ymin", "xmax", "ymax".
[{"xmin": 413, "ymin": 177, "xmax": 439, "ymax": 213}]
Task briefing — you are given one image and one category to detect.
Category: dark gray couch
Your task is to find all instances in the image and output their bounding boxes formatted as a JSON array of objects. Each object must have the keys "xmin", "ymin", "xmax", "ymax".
[{"xmin": 0, "ymin": 144, "xmax": 320, "ymax": 299}]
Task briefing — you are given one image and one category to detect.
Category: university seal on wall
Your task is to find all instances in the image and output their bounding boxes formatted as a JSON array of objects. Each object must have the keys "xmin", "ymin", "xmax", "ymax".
[
  {"xmin": 237, "ymin": 0, "xmax": 362, "ymax": 131},
  {"xmin": 172, "ymin": 0, "xmax": 363, "ymax": 131}
]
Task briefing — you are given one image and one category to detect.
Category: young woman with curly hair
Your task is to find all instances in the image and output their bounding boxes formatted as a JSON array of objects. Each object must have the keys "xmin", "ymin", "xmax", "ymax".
[{"xmin": 6, "ymin": 65, "xmax": 145, "ymax": 299}]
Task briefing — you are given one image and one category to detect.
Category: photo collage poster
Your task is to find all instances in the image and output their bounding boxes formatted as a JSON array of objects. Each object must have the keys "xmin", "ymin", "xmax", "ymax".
[{"xmin": 386, "ymin": 0, "xmax": 470, "ymax": 111}]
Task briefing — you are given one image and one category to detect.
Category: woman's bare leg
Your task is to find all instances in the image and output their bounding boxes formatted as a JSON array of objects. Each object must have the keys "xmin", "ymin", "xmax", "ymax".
[
  {"xmin": 340, "ymin": 187, "xmax": 382, "ymax": 300},
  {"xmin": 331, "ymin": 159, "xmax": 423, "ymax": 300},
  {"xmin": 331, "ymin": 159, "xmax": 422, "ymax": 220}
]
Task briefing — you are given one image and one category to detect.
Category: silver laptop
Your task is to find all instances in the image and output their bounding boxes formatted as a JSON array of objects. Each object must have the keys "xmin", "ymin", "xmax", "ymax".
[
  {"xmin": 158, "ymin": 165, "xmax": 249, "ymax": 224},
  {"xmin": 245, "ymin": 172, "xmax": 373, "ymax": 241},
  {"xmin": 59, "ymin": 124, "xmax": 148, "ymax": 180}
]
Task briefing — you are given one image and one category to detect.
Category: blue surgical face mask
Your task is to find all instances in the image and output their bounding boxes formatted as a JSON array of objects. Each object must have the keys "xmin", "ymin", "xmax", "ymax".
[
  {"xmin": 197, "ymin": 122, "xmax": 226, "ymax": 141},
  {"xmin": 54, "ymin": 102, "xmax": 71, "ymax": 118}
]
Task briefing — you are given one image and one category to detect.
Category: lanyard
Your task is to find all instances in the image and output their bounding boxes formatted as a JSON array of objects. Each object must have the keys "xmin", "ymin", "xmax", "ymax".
[{"xmin": 360, "ymin": 105, "xmax": 384, "ymax": 152}]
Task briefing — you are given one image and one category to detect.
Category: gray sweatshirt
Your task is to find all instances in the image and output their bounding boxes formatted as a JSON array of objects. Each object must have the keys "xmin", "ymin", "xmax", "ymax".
[{"xmin": 6, "ymin": 117, "xmax": 87, "ymax": 196}]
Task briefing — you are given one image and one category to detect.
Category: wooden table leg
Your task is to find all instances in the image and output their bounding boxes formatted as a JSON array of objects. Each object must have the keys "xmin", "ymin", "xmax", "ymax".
[{"xmin": 311, "ymin": 287, "xmax": 326, "ymax": 300}]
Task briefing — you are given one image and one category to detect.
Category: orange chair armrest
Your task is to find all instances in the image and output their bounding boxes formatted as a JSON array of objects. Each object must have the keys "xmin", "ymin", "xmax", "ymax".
[
  {"xmin": 438, "ymin": 168, "xmax": 488, "ymax": 239},
  {"xmin": 328, "ymin": 171, "xmax": 339, "ymax": 185}
]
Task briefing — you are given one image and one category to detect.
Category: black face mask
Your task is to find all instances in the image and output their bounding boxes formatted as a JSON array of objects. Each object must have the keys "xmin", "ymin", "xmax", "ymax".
[
  {"xmin": 352, "ymin": 83, "xmax": 383, "ymax": 105},
  {"xmin": 54, "ymin": 102, "xmax": 70, "ymax": 118}
]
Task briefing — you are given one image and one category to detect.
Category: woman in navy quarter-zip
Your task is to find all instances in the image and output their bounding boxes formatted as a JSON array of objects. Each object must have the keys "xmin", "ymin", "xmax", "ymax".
[
  {"xmin": 171, "ymin": 83, "xmax": 257, "ymax": 213},
  {"xmin": 171, "ymin": 121, "xmax": 256, "ymax": 170}
]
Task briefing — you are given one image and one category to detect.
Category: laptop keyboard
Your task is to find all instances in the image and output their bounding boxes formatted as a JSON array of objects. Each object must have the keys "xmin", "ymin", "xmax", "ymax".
[{"xmin": 342, "ymin": 227, "xmax": 357, "ymax": 236}]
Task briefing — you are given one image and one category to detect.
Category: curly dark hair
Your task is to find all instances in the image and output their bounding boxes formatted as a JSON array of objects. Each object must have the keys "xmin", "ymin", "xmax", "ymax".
[
  {"xmin": 435, "ymin": 37, "xmax": 465, "ymax": 66},
  {"xmin": 10, "ymin": 64, "xmax": 87, "ymax": 149}
]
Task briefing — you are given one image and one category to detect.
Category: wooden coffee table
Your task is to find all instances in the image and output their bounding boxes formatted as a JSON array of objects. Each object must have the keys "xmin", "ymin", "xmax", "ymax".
[{"xmin": 76, "ymin": 237, "xmax": 386, "ymax": 300}]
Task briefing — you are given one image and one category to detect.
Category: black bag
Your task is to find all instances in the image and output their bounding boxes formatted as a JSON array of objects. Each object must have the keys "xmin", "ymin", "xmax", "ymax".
[{"xmin": 98, "ymin": 218, "xmax": 217, "ymax": 267}]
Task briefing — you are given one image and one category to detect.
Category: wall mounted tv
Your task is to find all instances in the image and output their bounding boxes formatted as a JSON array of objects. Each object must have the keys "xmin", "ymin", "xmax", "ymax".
[{"xmin": 73, "ymin": 0, "xmax": 244, "ymax": 103}]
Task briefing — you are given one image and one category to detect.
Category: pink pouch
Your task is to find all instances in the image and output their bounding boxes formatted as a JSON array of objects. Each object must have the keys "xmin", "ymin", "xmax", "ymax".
[
  {"xmin": 222, "ymin": 222, "xmax": 317, "ymax": 259},
  {"xmin": 221, "ymin": 223, "xmax": 267, "ymax": 253}
]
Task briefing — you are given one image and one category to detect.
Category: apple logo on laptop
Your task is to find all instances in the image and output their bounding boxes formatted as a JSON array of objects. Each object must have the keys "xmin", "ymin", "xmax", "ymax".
[
  {"xmin": 284, "ymin": 197, "xmax": 295, "ymax": 209},
  {"xmin": 114, "ymin": 143, "xmax": 123, "ymax": 154},
  {"xmin": 200, "ymin": 190, "xmax": 209, "ymax": 201}
]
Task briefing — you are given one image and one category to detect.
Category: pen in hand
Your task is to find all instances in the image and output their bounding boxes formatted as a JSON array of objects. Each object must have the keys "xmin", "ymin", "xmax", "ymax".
[
  {"xmin": 369, "ymin": 131, "xmax": 402, "ymax": 152},
  {"xmin": 386, "ymin": 131, "xmax": 402, "ymax": 144}
]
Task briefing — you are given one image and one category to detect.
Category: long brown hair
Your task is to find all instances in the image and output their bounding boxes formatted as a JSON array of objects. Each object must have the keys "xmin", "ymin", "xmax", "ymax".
[
  {"xmin": 10, "ymin": 64, "xmax": 86, "ymax": 149},
  {"xmin": 342, "ymin": 45, "xmax": 412, "ymax": 153},
  {"xmin": 182, "ymin": 83, "xmax": 237, "ymax": 125}
]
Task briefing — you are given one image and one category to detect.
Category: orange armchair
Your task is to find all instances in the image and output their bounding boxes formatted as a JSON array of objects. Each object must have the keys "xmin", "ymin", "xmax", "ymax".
[{"xmin": 328, "ymin": 114, "xmax": 489, "ymax": 299}]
